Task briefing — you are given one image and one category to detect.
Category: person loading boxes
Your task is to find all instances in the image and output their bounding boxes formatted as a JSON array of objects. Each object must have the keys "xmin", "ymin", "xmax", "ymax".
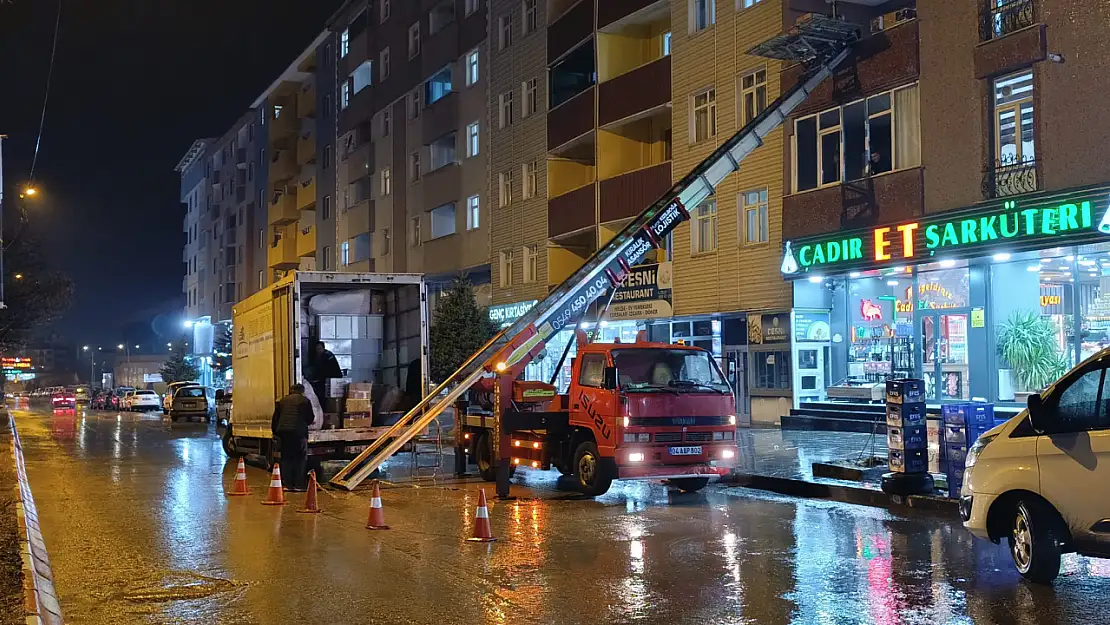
[{"xmin": 306, "ymin": 340, "xmax": 343, "ymax": 406}]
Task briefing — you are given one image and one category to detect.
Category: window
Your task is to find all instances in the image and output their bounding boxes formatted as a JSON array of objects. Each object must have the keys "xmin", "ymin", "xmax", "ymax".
[
  {"xmin": 1055, "ymin": 368, "xmax": 1110, "ymax": 432},
  {"xmin": 741, "ymin": 189, "xmax": 769, "ymax": 244},
  {"xmin": 341, "ymin": 241, "xmax": 350, "ymax": 266},
  {"xmin": 430, "ymin": 203, "xmax": 457, "ymax": 239},
  {"xmin": 466, "ymin": 50, "xmax": 480, "ymax": 86},
  {"xmin": 349, "ymin": 233, "xmax": 372, "ymax": 264},
  {"xmin": 498, "ymin": 170, "xmax": 512, "ymax": 207},
  {"xmin": 340, "ymin": 28, "xmax": 350, "ymax": 57},
  {"xmin": 793, "ymin": 84, "xmax": 920, "ymax": 192},
  {"xmin": 381, "ymin": 168, "xmax": 392, "ymax": 196},
  {"xmin": 523, "ymin": 0, "xmax": 537, "ymax": 34},
  {"xmin": 578, "ymin": 354, "xmax": 606, "ymax": 387},
  {"xmin": 523, "ymin": 78, "xmax": 538, "ymax": 117},
  {"xmin": 739, "ymin": 0, "xmax": 763, "ymax": 8},
  {"xmin": 322, "ymin": 44, "xmax": 331, "ymax": 69},
  {"xmin": 499, "ymin": 91, "xmax": 514, "ymax": 128},
  {"xmin": 321, "ymin": 246, "xmax": 332, "ymax": 270},
  {"xmin": 341, "ymin": 81, "xmax": 351, "ymax": 109},
  {"xmin": 323, "ymin": 144, "xmax": 333, "ymax": 169},
  {"xmin": 410, "ymin": 216, "xmax": 422, "ymax": 246},
  {"xmin": 499, "ymin": 16, "xmax": 512, "ymax": 50},
  {"xmin": 691, "ymin": 198, "xmax": 717, "ymax": 255},
  {"xmin": 408, "ymin": 22, "xmax": 421, "ymax": 58},
  {"xmin": 379, "ymin": 109, "xmax": 391, "ymax": 137},
  {"xmin": 352, "ymin": 61, "xmax": 373, "ymax": 93},
  {"xmin": 690, "ymin": 0, "xmax": 715, "ymax": 32},
  {"xmin": 739, "ymin": 68, "xmax": 767, "ymax": 126},
  {"xmin": 465, "ymin": 0, "xmax": 479, "ymax": 16},
  {"xmin": 380, "ymin": 47, "xmax": 390, "ymax": 81},
  {"xmin": 258, "ymin": 270, "xmax": 265, "ymax": 289},
  {"xmin": 410, "ymin": 151, "xmax": 421, "ymax": 181},
  {"xmin": 429, "ymin": 133, "xmax": 457, "ymax": 170},
  {"xmin": 466, "ymin": 122, "xmax": 480, "ymax": 157},
  {"xmin": 751, "ymin": 349, "xmax": 791, "ymax": 391},
  {"xmin": 322, "ymin": 195, "xmax": 332, "ymax": 220},
  {"xmin": 381, "ymin": 228, "xmax": 391, "ymax": 254},
  {"xmin": 523, "ymin": 245, "xmax": 538, "ymax": 283},
  {"xmin": 522, "ymin": 161, "xmax": 538, "ymax": 199},
  {"xmin": 499, "ymin": 250, "xmax": 514, "ymax": 287},
  {"xmin": 425, "ymin": 67, "xmax": 453, "ymax": 105},
  {"xmin": 692, "ymin": 88, "xmax": 716, "ymax": 143},
  {"xmin": 993, "ymin": 70, "xmax": 1035, "ymax": 168},
  {"xmin": 663, "ymin": 31, "xmax": 672, "ymax": 56},
  {"xmin": 467, "ymin": 195, "xmax": 480, "ymax": 230},
  {"xmin": 430, "ymin": 0, "xmax": 455, "ymax": 34},
  {"xmin": 380, "ymin": 0, "xmax": 390, "ymax": 22},
  {"xmin": 258, "ymin": 228, "xmax": 265, "ymax": 249},
  {"xmin": 408, "ymin": 90, "xmax": 422, "ymax": 120}
]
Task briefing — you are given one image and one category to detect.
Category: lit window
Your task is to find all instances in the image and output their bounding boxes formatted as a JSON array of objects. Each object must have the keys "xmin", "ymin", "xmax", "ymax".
[
  {"xmin": 381, "ymin": 168, "xmax": 392, "ymax": 196},
  {"xmin": 352, "ymin": 61, "xmax": 373, "ymax": 93},
  {"xmin": 994, "ymin": 70, "xmax": 1035, "ymax": 166},
  {"xmin": 498, "ymin": 171, "xmax": 512, "ymax": 207},
  {"xmin": 341, "ymin": 81, "xmax": 351, "ymax": 109},
  {"xmin": 739, "ymin": 68, "xmax": 767, "ymax": 127},
  {"xmin": 467, "ymin": 195, "xmax": 480, "ymax": 230},
  {"xmin": 341, "ymin": 241, "xmax": 350, "ymax": 266},
  {"xmin": 466, "ymin": 49, "xmax": 480, "ymax": 86},
  {"xmin": 523, "ymin": 78, "xmax": 538, "ymax": 117},
  {"xmin": 499, "ymin": 250, "xmax": 514, "ymax": 287},
  {"xmin": 499, "ymin": 91, "xmax": 514, "ymax": 128},
  {"xmin": 522, "ymin": 161, "xmax": 537, "ymax": 199},
  {"xmin": 425, "ymin": 66, "xmax": 453, "ymax": 105},
  {"xmin": 740, "ymin": 0, "xmax": 763, "ymax": 8},
  {"xmin": 691, "ymin": 198, "xmax": 717, "ymax": 255},
  {"xmin": 408, "ymin": 22, "xmax": 421, "ymax": 58},
  {"xmin": 467, "ymin": 122, "xmax": 480, "ymax": 157},
  {"xmin": 340, "ymin": 29, "xmax": 350, "ymax": 58},
  {"xmin": 692, "ymin": 88, "xmax": 716, "ymax": 143},
  {"xmin": 663, "ymin": 32, "xmax": 672, "ymax": 56},
  {"xmin": 741, "ymin": 189, "xmax": 768, "ymax": 244}
]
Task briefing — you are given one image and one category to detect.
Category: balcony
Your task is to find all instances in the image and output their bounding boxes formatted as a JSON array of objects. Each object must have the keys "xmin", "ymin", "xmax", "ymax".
[
  {"xmin": 782, "ymin": 168, "xmax": 924, "ymax": 240},
  {"xmin": 297, "ymin": 225, "xmax": 316, "ymax": 258},
  {"xmin": 548, "ymin": 86, "xmax": 595, "ymax": 151},
  {"xmin": 599, "ymin": 162, "xmax": 672, "ymax": 223},
  {"xmin": 598, "ymin": 0, "xmax": 665, "ymax": 30},
  {"xmin": 598, "ymin": 56, "xmax": 670, "ymax": 127},
  {"xmin": 271, "ymin": 104, "xmax": 298, "ymax": 139},
  {"xmin": 982, "ymin": 157, "xmax": 1039, "ymax": 200},
  {"xmin": 423, "ymin": 20, "xmax": 459, "ymax": 73},
  {"xmin": 235, "ymin": 147, "xmax": 247, "ymax": 169},
  {"xmin": 422, "ymin": 162, "xmax": 461, "ymax": 211},
  {"xmin": 297, "ymin": 127, "xmax": 316, "ymax": 166},
  {"xmin": 268, "ymin": 191, "xmax": 299, "ymax": 226},
  {"xmin": 268, "ymin": 233, "xmax": 298, "ymax": 270},
  {"xmin": 973, "ymin": 3, "xmax": 1045, "ymax": 79},
  {"xmin": 548, "ymin": 183, "xmax": 597, "ymax": 238},
  {"xmin": 270, "ymin": 148, "xmax": 297, "ymax": 183},
  {"xmin": 422, "ymin": 90, "xmax": 459, "ymax": 142},
  {"xmin": 297, "ymin": 175, "xmax": 317, "ymax": 210},
  {"xmin": 549, "ymin": 0, "xmax": 594, "ymax": 64},
  {"xmin": 298, "ymin": 79, "xmax": 316, "ymax": 118},
  {"xmin": 980, "ymin": 0, "xmax": 1035, "ymax": 42}
]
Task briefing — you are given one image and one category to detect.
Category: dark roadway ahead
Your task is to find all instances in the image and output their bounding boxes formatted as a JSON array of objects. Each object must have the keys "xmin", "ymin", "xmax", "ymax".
[{"xmin": 10, "ymin": 403, "xmax": 1110, "ymax": 625}]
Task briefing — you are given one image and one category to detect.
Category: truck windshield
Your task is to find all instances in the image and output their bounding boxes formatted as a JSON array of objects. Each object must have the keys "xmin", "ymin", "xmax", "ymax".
[{"xmin": 611, "ymin": 349, "xmax": 729, "ymax": 393}]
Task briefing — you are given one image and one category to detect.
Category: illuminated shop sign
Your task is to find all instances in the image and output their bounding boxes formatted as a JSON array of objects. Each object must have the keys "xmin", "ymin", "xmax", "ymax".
[{"xmin": 781, "ymin": 189, "xmax": 1110, "ymax": 275}]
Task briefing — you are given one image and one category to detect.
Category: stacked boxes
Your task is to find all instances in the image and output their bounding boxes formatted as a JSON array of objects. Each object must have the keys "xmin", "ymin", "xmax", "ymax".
[
  {"xmin": 942, "ymin": 402, "xmax": 996, "ymax": 498},
  {"xmin": 886, "ymin": 380, "xmax": 928, "ymax": 474},
  {"xmin": 346, "ymin": 382, "xmax": 373, "ymax": 419}
]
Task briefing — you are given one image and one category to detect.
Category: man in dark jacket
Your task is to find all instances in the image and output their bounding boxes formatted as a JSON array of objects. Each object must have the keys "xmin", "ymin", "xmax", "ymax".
[
  {"xmin": 271, "ymin": 384, "xmax": 315, "ymax": 491},
  {"xmin": 307, "ymin": 341, "xmax": 344, "ymax": 405}
]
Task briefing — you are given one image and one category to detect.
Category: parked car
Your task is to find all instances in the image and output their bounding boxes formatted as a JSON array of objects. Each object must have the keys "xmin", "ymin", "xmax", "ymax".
[
  {"xmin": 51, "ymin": 389, "xmax": 76, "ymax": 409},
  {"xmin": 168, "ymin": 385, "xmax": 216, "ymax": 423},
  {"xmin": 128, "ymin": 390, "xmax": 160, "ymax": 411},
  {"xmin": 162, "ymin": 381, "xmax": 199, "ymax": 415},
  {"xmin": 215, "ymin": 390, "xmax": 232, "ymax": 428},
  {"xmin": 962, "ymin": 347, "xmax": 1110, "ymax": 583}
]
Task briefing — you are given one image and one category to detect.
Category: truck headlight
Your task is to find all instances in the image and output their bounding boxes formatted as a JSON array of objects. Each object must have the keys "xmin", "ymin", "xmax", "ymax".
[
  {"xmin": 628, "ymin": 452, "xmax": 645, "ymax": 462},
  {"xmin": 623, "ymin": 416, "xmax": 630, "ymax": 427},
  {"xmin": 728, "ymin": 415, "xmax": 737, "ymax": 426},
  {"xmin": 965, "ymin": 434, "xmax": 996, "ymax": 469},
  {"xmin": 721, "ymin": 449, "xmax": 735, "ymax": 459}
]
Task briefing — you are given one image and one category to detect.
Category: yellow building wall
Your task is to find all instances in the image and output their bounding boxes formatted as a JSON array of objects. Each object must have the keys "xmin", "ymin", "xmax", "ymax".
[{"xmin": 547, "ymin": 158, "xmax": 596, "ymax": 197}]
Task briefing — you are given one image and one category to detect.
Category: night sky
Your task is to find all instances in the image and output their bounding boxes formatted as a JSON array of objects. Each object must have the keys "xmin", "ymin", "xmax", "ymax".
[{"xmin": 0, "ymin": 0, "xmax": 345, "ymax": 349}]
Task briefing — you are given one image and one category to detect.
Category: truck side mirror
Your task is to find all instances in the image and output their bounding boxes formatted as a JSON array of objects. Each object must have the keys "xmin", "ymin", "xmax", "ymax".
[
  {"xmin": 1027, "ymin": 393, "xmax": 1048, "ymax": 432},
  {"xmin": 603, "ymin": 366, "xmax": 619, "ymax": 390}
]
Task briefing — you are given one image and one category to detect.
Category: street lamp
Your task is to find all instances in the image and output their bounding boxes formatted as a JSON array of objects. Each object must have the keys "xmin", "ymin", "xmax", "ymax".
[
  {"xmin": 21, "ymin": 187, "xmax": 36, "ymax": 198},
  {"xmin": 13, "ymin": 274, "xmax": 22, "ymax": 280},
  {"xmin": 118, "ymin": 344, "xmax": 130, "ymax": 364}
]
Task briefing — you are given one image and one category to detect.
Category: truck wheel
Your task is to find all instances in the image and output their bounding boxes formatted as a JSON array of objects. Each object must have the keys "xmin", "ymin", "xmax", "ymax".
[
  {"xmin": 573, "ymin": 441, "xmax": 613, "ymax": 497},
  {"xmin": 475, "ymin": 433, "xmax": 516, "ymax": 482},
  {"xmin": 1009, "ymin": 499, "xmax": 1063, "ymax": 584},
  {"xmin": 670, "ymin": 477, "xmax": 710, "ymax": 493},
  {"xmin": 221, "ymin": 428, "xmax": 240, "ymax": 457}
]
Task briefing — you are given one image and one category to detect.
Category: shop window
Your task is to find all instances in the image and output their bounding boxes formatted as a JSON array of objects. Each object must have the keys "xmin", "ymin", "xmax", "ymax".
[
  {"xmin": 751, "ymin": 350, "xmax": 791, "ymax": 391},
  {"xmin": 741, "ymin": 189, "xmax": 768, "ymax": 244},
  {"xmin": 793, "ymin": 84, "xmax": 921, "ymax": 192},
  {"xmin": 691, "ymin": 198, "xmax": 717, "ymax": 255}
]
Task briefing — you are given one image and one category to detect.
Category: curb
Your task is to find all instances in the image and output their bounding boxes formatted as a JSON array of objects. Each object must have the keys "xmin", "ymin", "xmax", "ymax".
[
  {"xmin": 7, "ymin": 414, "xmax": 63, "ymax": 625},
  {"xmin": 721, "ymin": 471, "xmax": 960, "ymax": 515}
]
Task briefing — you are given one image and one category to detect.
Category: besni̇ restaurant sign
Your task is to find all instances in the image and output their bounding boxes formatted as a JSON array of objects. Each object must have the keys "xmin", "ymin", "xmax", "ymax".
[
  {"xmin": 780, "ymin": 187, "xmax": 1110, "ymax": 276},
  {"xmin": 607, "ymin": 262, "xmax": 674, "ymax": 321}
]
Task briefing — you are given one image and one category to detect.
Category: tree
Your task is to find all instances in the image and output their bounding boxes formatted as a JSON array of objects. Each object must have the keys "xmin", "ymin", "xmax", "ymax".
[
  {"xmin": 429, "ymin": 278, "xmax": 499, "ymax": 383},
  {"xmin": 0, "ymin": 232, "xmax": 74, "ymax": 354},
  {"xmin": 160, "ymin": 349, "xmax": 199, "ymax": 384}
]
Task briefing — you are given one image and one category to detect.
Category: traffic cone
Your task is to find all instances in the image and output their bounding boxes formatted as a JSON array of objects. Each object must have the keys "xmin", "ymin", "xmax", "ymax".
[
  {"xmin": 227, "ymin": 457, "xmax": 251, "ymax": 496},
  {"xmin": 467, "ymin": 488, "xmax": 496, "ymax": 543},
  {"xmin": 297, "ymin": 470, "xmax": 322, "ymax": 514},
  {"xmin": 366, "ymin": 481, "xmax": 390, "ymax": 530},
  {"xmin": 261, "ymin": 463, "xmax": 287, "ymax": 506}
]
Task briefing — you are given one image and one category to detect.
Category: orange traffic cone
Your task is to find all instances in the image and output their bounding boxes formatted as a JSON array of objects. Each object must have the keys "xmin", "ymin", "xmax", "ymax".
[
  {"xmin": 261, "ymin": 463, "xmax": 287, "ymax": 506},
  {"xmin": 366, "ymin": 481, "xmax": 390, "ymax": 530},
  {"xmin": 467, "ymin": 488, "xmax": 496, "ymax": 543},
  {"xmin": 297, "ymin": 470, "xmax": 322, "ymax": 514},
  {"xmin": 227, "ymin": 457, "xmax": 251, "ymax": 496}
]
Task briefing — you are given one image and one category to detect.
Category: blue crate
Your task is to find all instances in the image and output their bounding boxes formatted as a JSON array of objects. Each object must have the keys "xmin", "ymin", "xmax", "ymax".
[
  {"xmin": 889, "ymin": 425, "xmax": 928, "ymax": 450},
  {"xmin": 969, "ymin": 423, "xmax": 994, "ymax": 445},
  {"xmin": 889, "ymin": 449, "xmax": 928, "ymax": 473},
  {"xmin": 944, "ymin": 424, "xmax": 967, "ymax": 444},
  {"xmin": 967, "ymin": 403, "xmax": 995, "ymax": 426},
  {"xmin": 947, "ymin": 473, "xmax": 965, "ymax": 499},
  {"xmin": 946, "ymin": 444, "xmax": 968, "ymax": 468},
  {"xmin": 886, "ymin": 402, "xmax": 927, "ymax": 427},
  {"xmin": 941, "ymin": 403, "xmax": 968, "ymax": 426}
]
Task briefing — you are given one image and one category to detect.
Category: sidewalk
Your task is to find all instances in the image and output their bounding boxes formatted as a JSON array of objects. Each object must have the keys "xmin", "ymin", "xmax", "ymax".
[{"xmin": 724, "ymin": 427, "xmax": 958, "ymax": 514}]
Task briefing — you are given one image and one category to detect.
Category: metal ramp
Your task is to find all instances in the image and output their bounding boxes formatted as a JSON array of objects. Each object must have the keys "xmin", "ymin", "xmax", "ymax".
[{"xmin": 329, "ymin": 16, "xmax": 859, "ymax": 491}]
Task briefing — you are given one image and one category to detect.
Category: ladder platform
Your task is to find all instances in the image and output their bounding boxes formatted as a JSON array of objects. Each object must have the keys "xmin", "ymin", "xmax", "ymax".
[{"xmin": 748, "ymin": 14, "xmax": 859, "ymax": 61}]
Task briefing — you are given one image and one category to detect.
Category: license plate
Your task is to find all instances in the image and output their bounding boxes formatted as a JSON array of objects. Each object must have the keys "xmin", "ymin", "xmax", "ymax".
[
  {"xmin": 669, "ymin": 446, "xmax": 703, "ymax": 456},
  {"xmin": 183, "ymin": 403, "xmax": 196, "ymax": 409}
]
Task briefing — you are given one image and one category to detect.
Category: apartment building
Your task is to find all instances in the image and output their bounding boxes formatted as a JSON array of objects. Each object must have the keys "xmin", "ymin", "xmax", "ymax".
[
  {"xmin": 770, "ymin": 0, "xmax": 1110, "ymax": 428},
  {"xmin": 327, "ymin": 0, "xmax": 491, "ymax": 307}
]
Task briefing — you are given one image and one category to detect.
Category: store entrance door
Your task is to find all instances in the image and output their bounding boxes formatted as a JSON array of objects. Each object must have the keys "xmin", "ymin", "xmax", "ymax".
[
  {"xmin": 725, "ymin": 349, "xmax": 751, "ymax": 427},
  {"xmin": 919, "ymin": 311, "xmax": 971, "ymax": 401}
]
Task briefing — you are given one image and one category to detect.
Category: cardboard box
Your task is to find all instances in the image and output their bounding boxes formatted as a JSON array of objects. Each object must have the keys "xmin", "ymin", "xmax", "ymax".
[
  {"xmin": 888, "ymin": 425, "xmax": 927, "ymax": 451},
  {"xmin": 886, "ymin": 379, "xmax": 925, "ymax": 404},
  {"xmin": 886, "ymin": 402, "xmax": 926, "ymax": 427},
  {"xmin": 347, "ymin": 382, "xmax": 373, "ymax": 400},
  {"xmin": 889, "ymin": 449, "xmax": 928, "ymax": 473},
  {"xmin": 327, "ymin": 378, "xmax": 351, "ymax": 398},
  {"xmin": 346, "ymin": 398, "xmax": 373, "ymax": 413},
  {"xmin": 345, "ymin": 417, "xmax": 373, "ymax": 429}
]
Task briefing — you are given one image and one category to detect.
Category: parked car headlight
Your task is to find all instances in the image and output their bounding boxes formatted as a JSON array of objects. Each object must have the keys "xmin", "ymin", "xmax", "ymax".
[{"xmin": 965, "ymin": 434, "xmax": 997, "ymax": 469}]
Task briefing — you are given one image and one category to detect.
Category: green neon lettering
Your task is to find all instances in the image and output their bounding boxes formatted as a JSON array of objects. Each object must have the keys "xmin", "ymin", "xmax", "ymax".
[
  {"xmin": 960, "ymin": 220, "xmax": 978, "ymax": 244},
  {"xmin": 1060, "ymin": 203, "xmax": 1079, "ymax": 231},
  {"xmin": 941, "ymin": 223, "xmax": 959, "ymax": 246},
  {"xmin": 1021, "ymin": 208, "xmax": 1038, "ymax": 235},
  {"xmin": 812, "ymin": 244, "xmax": 826, "ymax": 265},
  {"xmin": 1080, "ymin": 201, "xmax": 1092, "ymax": 228},
  {"xmin": 925, "ymin": 225, "xmax": 940, "ymax": 249},
  {"xmin": 850, "ymin": 238, "xmax": 863, "ymax": 259},
  {"xmin": 1000, "ymin": 213, "xmax": 1019, "ymax": 238},
  {"xmin": 980, "ymin": 216, "xmax": 998, "ymax": 241},
  {"xmin": 827, "ymin": 241, "xmax": 842, "ymax": 263},
  {"xmin": 1041, "ymin": 208, "xmax": 1057, "ymax": 235},
  {"xmin": 799, "ymin": 245, "xmax": 812, "ymax": 266}
]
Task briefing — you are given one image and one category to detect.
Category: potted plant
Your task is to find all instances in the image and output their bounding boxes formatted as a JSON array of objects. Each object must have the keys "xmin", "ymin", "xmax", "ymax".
[{"xmin": 997, "ymin": 311, "xmax": 1069, "ymax": 402}]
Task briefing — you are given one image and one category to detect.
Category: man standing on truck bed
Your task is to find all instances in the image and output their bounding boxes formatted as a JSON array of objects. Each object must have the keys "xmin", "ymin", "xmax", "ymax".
[
  {"xmin": 271, "ymin": 384, "xmax": 315, "ymax": 491},
  {"xmin": 306, "ymin": 341, "xmax": 343, "ymax": 404}
]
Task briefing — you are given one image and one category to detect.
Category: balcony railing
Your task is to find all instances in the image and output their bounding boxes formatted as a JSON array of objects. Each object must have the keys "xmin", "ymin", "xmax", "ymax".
[
  {"xmin": 982, "ymin": 156, "xmax": 1039, "ymax": 199},
  {"xmin": 980, "ymin": 0, "xmax": 1035, "ymax": 42}
]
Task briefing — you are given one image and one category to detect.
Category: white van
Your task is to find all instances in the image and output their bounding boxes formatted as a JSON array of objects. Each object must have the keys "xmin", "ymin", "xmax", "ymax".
[{"xmin": 962, "ymin": 348, "xmax": 1110, "ymax": 583}]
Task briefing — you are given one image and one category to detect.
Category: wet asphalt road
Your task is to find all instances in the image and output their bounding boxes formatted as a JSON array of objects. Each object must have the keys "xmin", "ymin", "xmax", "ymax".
[{"xmin": 10, "ymin": 402, "xmax": 1110, "ymax": 625}]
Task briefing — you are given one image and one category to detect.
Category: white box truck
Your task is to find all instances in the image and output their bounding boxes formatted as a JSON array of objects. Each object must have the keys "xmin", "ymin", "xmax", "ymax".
[{"xmin": 221, "ymin": 271, "xmax": 428, "ymax": 464}]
